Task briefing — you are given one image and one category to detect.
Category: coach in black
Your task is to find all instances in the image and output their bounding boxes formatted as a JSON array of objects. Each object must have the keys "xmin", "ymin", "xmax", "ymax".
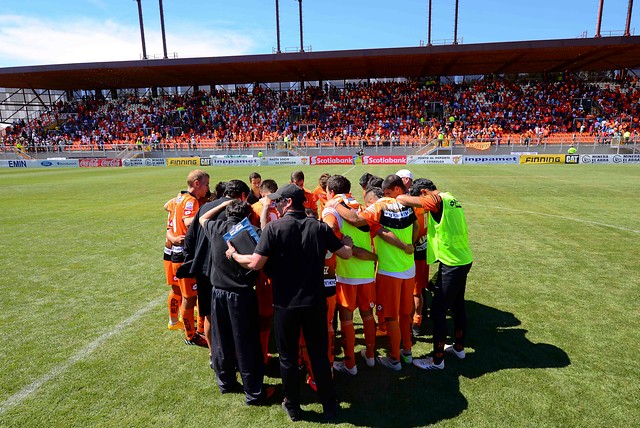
[
  {"xmin": 228, "ymin": 184, "xmax": 353, "ymax": 421},
  {"xmin": 200, "ymin": 200, "xmax": 270, "ymax": 405}
]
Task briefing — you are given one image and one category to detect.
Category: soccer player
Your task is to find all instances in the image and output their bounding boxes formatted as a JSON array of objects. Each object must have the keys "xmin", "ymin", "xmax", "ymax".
[
  {"xmin": 247, "ymin": 172, "xmax": 262, "ymax": 205},
  {"xmin": 250, "ymin": 179, "xmax": 280, "ymax": 364},
  {"xmin": 163, "ymin": 196, "xmax": 183, "ymax": 330},
  {"xmin": 313, "ymin": 172, "xmax": 330, "ymax": 216},
  {"xmin": 396, "ymin": 179, "xmax": 473, "ymax": 370},
  {"xmin": 170, "ymin": 169, "xmax": 210, "ymax": 347},
  {"xmin": 330, "ymin": 175, "xmax": 417, "ymax": 371},
  {"xmin": 322, "ymin": 175, "xmax": 379, "ymax": 374},
  {"xmin": 290, "ymin": 170, "xmax": 318, "ymax": 218}
]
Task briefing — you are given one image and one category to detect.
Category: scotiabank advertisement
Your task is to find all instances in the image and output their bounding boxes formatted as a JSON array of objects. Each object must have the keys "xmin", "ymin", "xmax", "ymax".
[
  {"xmin": 78, "ymin": 158, "xmax": 123, "ymax": 167},
  {"xmin": 310, "ymin": 156, "xmax": 354, "ymax": 165},
  {"xmin": 362, "ymin": 155, "xmax": 407, "ymax": 165}
]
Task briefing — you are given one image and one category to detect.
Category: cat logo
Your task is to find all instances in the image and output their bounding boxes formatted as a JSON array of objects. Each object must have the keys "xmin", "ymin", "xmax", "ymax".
[{"xmin": 565, "ymin": 155, "xmax": 579, "ymax": 164}]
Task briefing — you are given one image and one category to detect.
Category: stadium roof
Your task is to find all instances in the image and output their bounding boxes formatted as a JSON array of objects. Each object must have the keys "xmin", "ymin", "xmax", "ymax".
[{"xmin": 0, "ymin": 36, "xmax": 639, "ymax": 91}]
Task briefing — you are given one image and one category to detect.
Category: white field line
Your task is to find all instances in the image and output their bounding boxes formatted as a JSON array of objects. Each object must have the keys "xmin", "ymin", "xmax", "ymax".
[
  {"xmin": 341, "ymin": 165, "xmax": 356, "ymax": 176},
  {"xmin": 467, "ymin": 203, "xmax": 640, "ymax": 234},
  {"xmin": 0, "ymin": 295, "xmax": 165, "ymax": 415}
]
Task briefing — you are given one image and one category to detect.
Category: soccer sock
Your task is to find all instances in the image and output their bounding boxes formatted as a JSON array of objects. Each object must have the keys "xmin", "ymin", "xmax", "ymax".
[
  {"xmin": 386, "ymin": 319, "xmax": 401, "ymax": 361},
  {"xmin": 182, "ymin": 307, "xmax": 196, "ymax": 339},
  {"xmin": 168, "ymin": 291, "xmax": 182, "ymax": 322},
  {"xmin": 259, "ymin": 315, "xmax": 272, "ymax": 365},
  {"xmin": 362, "ymin": 314, "xmax": 376, "ymax": 358},
  {"xmin": 399, "ymin": 313, "xmax": 413, "ymax": 352},
  {"xmin": 341, "ymin": 320, "xmax": 355, "ymax": 369}
]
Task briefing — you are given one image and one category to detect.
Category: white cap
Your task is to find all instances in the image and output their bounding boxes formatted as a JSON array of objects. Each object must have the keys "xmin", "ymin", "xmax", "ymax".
[{"xmin": 396, "ymin": 169, "xmax": 413, "ymax": 180}]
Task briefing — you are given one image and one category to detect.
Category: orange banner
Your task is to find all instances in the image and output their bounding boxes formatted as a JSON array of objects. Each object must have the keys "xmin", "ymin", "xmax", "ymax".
[{"xmin": 465, "ymin": 141, "xmax": 492, "ymax": 150}]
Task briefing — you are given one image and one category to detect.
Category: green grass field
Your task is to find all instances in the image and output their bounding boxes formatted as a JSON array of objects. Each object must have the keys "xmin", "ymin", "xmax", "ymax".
[{"xmin": 1, "ymin": 164, "xmax": 639, "ymax": 427}]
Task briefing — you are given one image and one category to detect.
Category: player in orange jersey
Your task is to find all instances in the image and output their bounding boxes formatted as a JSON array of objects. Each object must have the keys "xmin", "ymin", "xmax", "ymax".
[
  {"xmin": 250, "ymin": 179, "xmax": 279, "ymax": 364},
  {"xmin": 164, "ymin": 196, "xmax": 183, "ymax": 330},
  {"xmin": 290, "ymin": 170, "xmax": 318, "ymax": 218},
  {"xmin": 329, "ymin": 175, "xmax": 417, "ymax": 371},
  {"xmin": 169, "ymin": 169, "xmax": 210, "ymax": 347},
  {"xmin": 313, "ymin": 172, "xmax": 330, "ymax": 217}
]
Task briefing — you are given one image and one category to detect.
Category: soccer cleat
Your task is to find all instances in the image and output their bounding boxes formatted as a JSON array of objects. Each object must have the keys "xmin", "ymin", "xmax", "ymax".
[
  {"xmin": 333, "ymin": 360, "xmax": 357, "ymax": 375},
  {"xmin": 167, "ymin": 320, "xmax": 184, "ymax": 331},
  {"xmin": 400, "ymin": 350, "xmax": 413, "ymax": 364},
  {"xmin": 360, "ymin": 349, "xmax": 375, "ymax": 367},
  {"xmin": 184, "ymin": 332, "xmax": 208, "ymax": 348},
  {"xmin": 377, "ymin": 356, "xmax": 401, "ymax": 371},
  {"xmin": 444, "ymin": 344, "xmax": 466, "ymax": 359},
  {"xmin": 413, "ymin": 357, "xmax": 444, "ymax": 370}
]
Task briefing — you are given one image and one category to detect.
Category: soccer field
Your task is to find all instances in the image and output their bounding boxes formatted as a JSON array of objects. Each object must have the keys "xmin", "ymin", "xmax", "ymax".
[{"xmin": 1, "ymin": 164, "xmax": 639, "ymax": 427}]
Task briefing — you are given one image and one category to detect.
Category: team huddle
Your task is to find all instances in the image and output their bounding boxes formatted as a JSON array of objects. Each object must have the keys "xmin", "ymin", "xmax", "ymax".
[{"xmin": 163, "ymin": 168, "xmax": 473, "ymax": 421}]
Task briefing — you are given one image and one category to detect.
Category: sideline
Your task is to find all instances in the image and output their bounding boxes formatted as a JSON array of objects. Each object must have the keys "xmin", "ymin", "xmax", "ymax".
[
  {"xmin": 0, "ymin": 295, "xmax": 165, "ymax": 415},
  {"xmin": 467, "ymin": 203, "xmax": 640, "ymax": 234}
]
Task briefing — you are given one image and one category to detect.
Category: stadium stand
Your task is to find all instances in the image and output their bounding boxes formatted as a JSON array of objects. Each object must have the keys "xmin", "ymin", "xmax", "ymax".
[{"xmin": 2, "ymin": 76, "xmax": 638, "ymax": 155}]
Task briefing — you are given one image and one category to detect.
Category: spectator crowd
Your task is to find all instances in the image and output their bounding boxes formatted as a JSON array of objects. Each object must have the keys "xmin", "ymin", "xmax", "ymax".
[{"xmin": 3, "ymin": 76, "xmax": 639, "ymax": 152}]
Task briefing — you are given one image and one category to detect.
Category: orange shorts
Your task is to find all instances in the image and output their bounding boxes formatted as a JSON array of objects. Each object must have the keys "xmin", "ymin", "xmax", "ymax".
[
  {"xmin": 164, "ymin": 258, "xmax": 177, "ymax": 286},
  {"xmin": 336, "ymin": 281, "xmax": 376, "ymax": 313},
  {"xmin": 413, "ymin": 260, "xmax": 429, "ymax": 296},
  {"xmin": 171, "ymin": 262, "xmax": 197, "ymax": 298},
  {"xmin": 375, "ymin": 274, "xmax": 414, "ymax": 320},
  {"xmin": 256, "ymin": 271, "xmax": 274, "ymax": 317}
]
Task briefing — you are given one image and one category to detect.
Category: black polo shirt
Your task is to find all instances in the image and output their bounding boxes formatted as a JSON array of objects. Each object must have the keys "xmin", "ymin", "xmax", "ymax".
[{"xmin": 255, "ymin": 210, "xmax": 343, "ymax": 309}]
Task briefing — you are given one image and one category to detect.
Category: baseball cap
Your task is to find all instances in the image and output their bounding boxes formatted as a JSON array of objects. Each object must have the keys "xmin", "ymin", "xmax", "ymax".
[
  {"xmin": 266, "ymin": 183, "xmax": 305, "ymax": 205},
  {"xmin": 396, "ymin": 169, "xmax": 413, "ymax": 180}
]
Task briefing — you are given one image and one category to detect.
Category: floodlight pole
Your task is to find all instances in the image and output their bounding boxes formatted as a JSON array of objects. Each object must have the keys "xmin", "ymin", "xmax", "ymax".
[
  {"xmin": 159, "ymin": 0, "xmax": 168, "ymax": 59},
  {"xmin": 135, "ymin": 0, "xmax": 148, "ymax": 59},
  {"xmin": 453, "ymin": 0, "xmax": 459, "ymax": 44},
  {"xmin": 624, "ymin": 0, "xmax": 634, "ymax": 36},
  {"xmin": 275, "ymin": 0, "xmax": 282, "ymax": 53},
  {"xmin": 427, "ymin": 0, "xmax": 432, "ymax": 46},
  {"xmin": 296, "ymin": 0, "xmax": 304, "ymax": 52},
  {"xmin": 595, "ymin": 0, "xmax": 604, "ymax": 38}
]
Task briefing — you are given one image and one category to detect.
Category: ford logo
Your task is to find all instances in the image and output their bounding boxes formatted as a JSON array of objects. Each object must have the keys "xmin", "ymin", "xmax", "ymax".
[{"xmin": 41, "ymin": 161, "xmax": 53, "ymax": 166}]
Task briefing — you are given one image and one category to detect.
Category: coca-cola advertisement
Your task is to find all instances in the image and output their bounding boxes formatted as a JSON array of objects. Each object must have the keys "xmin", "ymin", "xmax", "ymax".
[
  {"xmin": 362, "ymin": 155, "xmax": 407, "ymax": 165},
  {"xmin": 310, "ymin": 156, "xmax": 354, "ymax": 165},
  {"xmin": 79, "ymin": 158, "xmax": 123, "ymax": 168}
]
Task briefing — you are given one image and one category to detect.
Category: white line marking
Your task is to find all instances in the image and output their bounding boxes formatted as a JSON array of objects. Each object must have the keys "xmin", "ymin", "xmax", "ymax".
[
  {"xmin": 0, "ymin": 295, "xmax": 165, "ymax": 415},
  {"xmin": 467, "ymin": 203, "xmax": 640, "ymax": 234},
  {"xmin": 341, "ymin": 165, "xmax": 356, "ymax": 176}
]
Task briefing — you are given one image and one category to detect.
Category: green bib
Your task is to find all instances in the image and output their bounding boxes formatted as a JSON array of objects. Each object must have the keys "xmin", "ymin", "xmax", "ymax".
[{"xmin": 427, "ymin": 192, "xmax": 473, "ymax": 266}]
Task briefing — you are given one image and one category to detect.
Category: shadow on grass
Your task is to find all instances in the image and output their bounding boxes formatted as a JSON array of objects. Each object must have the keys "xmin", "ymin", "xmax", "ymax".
[{"xmin": 315, "ymin": 300, "xmax": 571, "ymax": 427}]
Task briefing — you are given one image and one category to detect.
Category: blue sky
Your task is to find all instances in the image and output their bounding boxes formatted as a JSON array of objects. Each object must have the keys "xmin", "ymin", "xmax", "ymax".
[{"xmin": 0, "ymin": 0, "xmax": 636, "ymax": 67}]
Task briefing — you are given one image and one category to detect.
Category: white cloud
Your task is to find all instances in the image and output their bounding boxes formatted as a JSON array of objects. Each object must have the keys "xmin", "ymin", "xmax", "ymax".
[{"xmin": 0, "ymin": 15, "xmax": 257, "ymax": 67}]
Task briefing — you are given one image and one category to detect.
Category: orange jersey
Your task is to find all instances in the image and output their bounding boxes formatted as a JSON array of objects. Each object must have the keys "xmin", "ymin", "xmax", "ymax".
[
  {"xmin": 172, "ymin": 191, "xmax": 199, "ymax": 236},
  {"xmin": 413, "ymin": 206, "xmax": 428, "ymax": 261},
  {"xmin": 303, "ymin": 188, "xmax": 318, "ymax": 213},
  {"xmin": 313, "ymin": 185, "xmax": 328, "ymax": 215},
  {"xmin": 165, "ymin": 197, "xmax": 176, "ymax": 249},
  {"xmin": 250, "ymin": 200, "xmax": 280, "ymax": 227}
]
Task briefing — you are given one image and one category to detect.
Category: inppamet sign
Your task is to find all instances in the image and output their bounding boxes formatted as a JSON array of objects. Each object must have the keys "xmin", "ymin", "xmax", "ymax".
[
  {"xmin": 310, "ymin": 156, "xmax": 354, "ymax": 165},
  {"xmin": 362, "ymin": 155, "xmax": 407, "ymax": 165}
]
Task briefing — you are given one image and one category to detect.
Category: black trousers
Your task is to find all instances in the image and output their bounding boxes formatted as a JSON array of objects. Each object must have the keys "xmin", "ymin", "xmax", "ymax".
[
  {"xmin": 210, "ymin": 287, "xmax": 265, "ymax": 404},
  {"xmin": 274, "ymin": 302, "xmax": 336, "ymax": 411},
  {"xmin": 430, "ymin": 262, "xmax": 472, "ymax": 361}
]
